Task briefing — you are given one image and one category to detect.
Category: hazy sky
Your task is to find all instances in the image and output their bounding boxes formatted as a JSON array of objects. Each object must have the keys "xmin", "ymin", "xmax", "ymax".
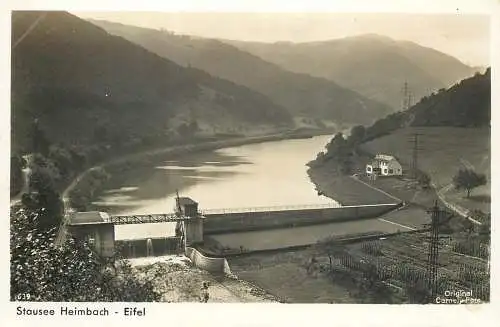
[{"xmin": 73, "ymin": 12, "xmax": 491, "ymax": 66}]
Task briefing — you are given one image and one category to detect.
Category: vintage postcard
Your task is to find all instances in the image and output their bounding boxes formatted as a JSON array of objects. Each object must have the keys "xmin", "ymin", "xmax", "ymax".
[{"xmin": 3, "ymin": 0, "xmax": 498, "ymax": 326}]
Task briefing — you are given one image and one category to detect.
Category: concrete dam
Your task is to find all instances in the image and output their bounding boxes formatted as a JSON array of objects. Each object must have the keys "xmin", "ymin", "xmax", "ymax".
[{"xmin": 66, "ymin": 197, "xmax": 403, "ymax": 272}]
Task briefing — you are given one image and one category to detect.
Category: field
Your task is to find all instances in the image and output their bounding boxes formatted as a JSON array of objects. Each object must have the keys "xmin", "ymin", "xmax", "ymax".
[
  {"xmin": 228, "ymin": 249, "xmax": 356, "ymax": 303},
  {"xmin": 361, "ymin": 127, "xmax": 490, "ymax": 213},
  {"xmin": 228, "ymin": 232, "xmax": 489, "ymax": 303}
]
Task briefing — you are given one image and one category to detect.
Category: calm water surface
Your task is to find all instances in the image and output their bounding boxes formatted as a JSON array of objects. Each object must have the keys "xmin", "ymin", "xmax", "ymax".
[{"xmin": 93, "ymin": 135, "xmax": 335, "ymax": 239}]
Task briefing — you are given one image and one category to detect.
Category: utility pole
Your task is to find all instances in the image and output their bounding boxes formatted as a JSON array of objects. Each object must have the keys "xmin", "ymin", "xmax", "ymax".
[
  {"xmin": 425, "ymin": 200, "xmax": 448, "ymax": 303},
  {"xmin": 409, "ymin": 133, "xmax": 422, "ymax": 181},
  {"xmin": 402, "ymin": 81, "xmax": 409, "ymax": 111},
  {"xmin": 402, "ymin": 82, "xmax": 414, "ymax": 111},
  {"xmin": 407, "ymin": 91, "xmax": 413, "ymax": 110}
]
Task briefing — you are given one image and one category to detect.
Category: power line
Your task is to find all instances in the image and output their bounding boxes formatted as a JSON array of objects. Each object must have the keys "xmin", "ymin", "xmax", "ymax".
[
  {"xmin": 12, "ymin": 13, "xmax": 47, "ymax": 50},
  {"xmin": 408, "ymin": 91, "xmax": 413, "ymax": 109},
  {"xmin": 409, "ymin": 133, "xmax": 423, "ymax": 181},
  {"xmin": 402, "ymin": 82, "xmax": 414, "ymax": 111}
]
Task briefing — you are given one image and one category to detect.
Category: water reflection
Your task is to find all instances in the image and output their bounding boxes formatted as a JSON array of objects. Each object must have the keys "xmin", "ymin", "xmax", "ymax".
[
  {"xmin": 93, "ymin": 151, "xmax": 250, "ymax": 214},
  {"xmin": 93, "ymin": 135, "xmax": 334, "ymax": 239}
]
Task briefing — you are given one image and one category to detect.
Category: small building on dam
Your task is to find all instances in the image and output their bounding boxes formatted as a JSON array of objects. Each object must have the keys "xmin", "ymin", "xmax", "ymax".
[{"xmin": 67, "ymin": 211, "xmax": 116, "ymax": 258}]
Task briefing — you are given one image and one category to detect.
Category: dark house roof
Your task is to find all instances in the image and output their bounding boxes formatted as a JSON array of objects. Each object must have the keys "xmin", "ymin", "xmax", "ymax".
[{"xmin": 69, "ymin": 211, "xmax": 111, "ymax": 225}]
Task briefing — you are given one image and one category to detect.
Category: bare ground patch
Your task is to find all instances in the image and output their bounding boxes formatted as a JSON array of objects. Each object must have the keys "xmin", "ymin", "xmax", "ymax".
[{"xmin": 131, "ymin": 256, "xmax": 278, "ymax": 303}]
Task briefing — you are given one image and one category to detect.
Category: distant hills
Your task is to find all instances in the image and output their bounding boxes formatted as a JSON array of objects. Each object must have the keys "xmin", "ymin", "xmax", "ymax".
[
  {"xmin": 224, "ymin": 34, "xmax": 478, "ymax": 109},
  {"xmin": 88, "ymin": 20, "xmax": 393, "ymax": 125},
  {"xmin": 11, "ymin": 11, "xmax": 293, "ymax": 153}
]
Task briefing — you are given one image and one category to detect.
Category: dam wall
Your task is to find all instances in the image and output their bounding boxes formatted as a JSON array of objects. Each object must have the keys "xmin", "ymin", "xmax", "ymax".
[
  {"xmin": 185, "ymin": 247, "xmax": 233, "ymax": 275},
  {"xmin": 203, "ymin": 203, "xmax": 401, "ymax": 235},
  {"xmin": 115, "ymin": 237, "xmax": 181, "ymax": 258}
]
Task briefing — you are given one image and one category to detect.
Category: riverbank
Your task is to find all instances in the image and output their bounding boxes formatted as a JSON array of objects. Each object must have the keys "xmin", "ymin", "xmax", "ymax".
[{"xmin": 307, "ymin": 164, "xmax": 400, "ymax": 206}]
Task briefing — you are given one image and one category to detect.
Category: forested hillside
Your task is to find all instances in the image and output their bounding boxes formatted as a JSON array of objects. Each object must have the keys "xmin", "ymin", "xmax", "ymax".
[
  {"xmin": 12, "ymin": 11, "xmax": 292, "ymax": 154},
  {"xmin": 362, "ymin": 68, "xmax": 490, "ymax": 141}
]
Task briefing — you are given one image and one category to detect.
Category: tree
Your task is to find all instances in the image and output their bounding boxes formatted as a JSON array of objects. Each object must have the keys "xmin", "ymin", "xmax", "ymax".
[
  {"xmin": 25, "ymin": 154, "xmax": 63, "ymax": 230},
  {"xmin": 10, "ymin": 207, "xmax": 161, "ymax": 302},
  {"xmin": 11, "ymin": 155, "xmax": 24, "ymax": 196},
  {"xmin": 313, "ymin": 237, "xmax": 347, "ymax": 272},
  {"xmin": 93, "ymin": 125, "xmax": 109, "ymax": 143},
  {"xmin": 30, "ymin": 119, "xmax": 50, "ymax": 156},
  {"xmin": 48, "ymin": 145, "xmax": 74, "ymax": 180},
  {"xmin": 177, "ymin": 123, "xmax": 191, "ymax": 138},
  {"xmin": 416, "ymin": 171, "xmax": 431, "ymax": 189},
  {"xmin": 452, "ymin": 169, "xmax": 487, "ymax": 198},
  {"xmin": 189, "ymin": 119, "xmax": 200, "ymax": 134},
  {"xmin": 348, "ymin": 125, "xmax": 366, "ymax": 145}
]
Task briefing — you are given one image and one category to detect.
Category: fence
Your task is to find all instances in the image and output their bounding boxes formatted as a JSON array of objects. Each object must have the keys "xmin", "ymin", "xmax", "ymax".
[
  {"xmin": 331, "ymin": 250, "xmax": 490, "ymax": 302},
  {"xmin": 200, "ymin": 202, "xmax": 342, "ymax": 215},
  {"xmin": 109, "ymin": 213, "xmax": 189, "ymax": 225}
]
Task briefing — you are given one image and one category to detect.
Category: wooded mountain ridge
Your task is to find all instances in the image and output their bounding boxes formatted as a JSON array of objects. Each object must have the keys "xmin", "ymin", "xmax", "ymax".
[
  {"xmin": 362, "ymin": 68, "xmax": 490, "ymax": 142},
  {"xmin": 12, "ymin": 11, "xmax": 293, "ymax": 153}
]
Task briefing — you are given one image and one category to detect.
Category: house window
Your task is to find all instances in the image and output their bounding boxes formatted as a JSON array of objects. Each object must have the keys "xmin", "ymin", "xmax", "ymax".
[
  {"xmin": 389, "ymin": 169, "xmax": 394, "ymax": 174},
  {"xmin": 383, "ymin": 169, "xmax": 388, "ymax": 175}
]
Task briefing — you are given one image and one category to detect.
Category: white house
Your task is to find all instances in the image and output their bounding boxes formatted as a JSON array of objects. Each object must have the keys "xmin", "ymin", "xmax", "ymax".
[{"xmin": 366, "ymin": 154, "xmax": 403, "ymax": 177}]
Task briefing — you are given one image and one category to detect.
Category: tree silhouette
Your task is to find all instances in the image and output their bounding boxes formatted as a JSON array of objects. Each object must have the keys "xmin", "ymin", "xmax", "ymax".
[
  {"xmin": 10, "ymin": 207, "xmax": 161, "ymax": 301},
  {"xmin": 348, "ymin": 125, "xmax": 366, "ymax": 145},
  {"xmin": 313, "ymin": 237, "xmax": 347, "ymax": 272},
  {"xmin": 10, "ymin": 155, "xmax": 24, "ymax": 196},
  {"xmin": 452, "ymin": 169, "xmax": 487, "ymax": 198},
  {"xmin": 31, "ymin": 119, "xmax": 50, "ymax": 156}
]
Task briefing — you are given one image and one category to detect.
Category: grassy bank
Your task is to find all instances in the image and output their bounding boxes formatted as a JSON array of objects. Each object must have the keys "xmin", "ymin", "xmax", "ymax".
[{"xmin": 307, "ymin": 164, "xmax": 400, "ymax": 206}]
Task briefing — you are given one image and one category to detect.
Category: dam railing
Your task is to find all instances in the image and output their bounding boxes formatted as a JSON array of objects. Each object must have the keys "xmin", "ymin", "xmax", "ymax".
[
  {"xmin": 199, "ymin": 202, "xmax": 342, "ymax": 215},
  {"xmin": 109, "ymin": 213, "xmax": 190, "ymax": 225}
]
